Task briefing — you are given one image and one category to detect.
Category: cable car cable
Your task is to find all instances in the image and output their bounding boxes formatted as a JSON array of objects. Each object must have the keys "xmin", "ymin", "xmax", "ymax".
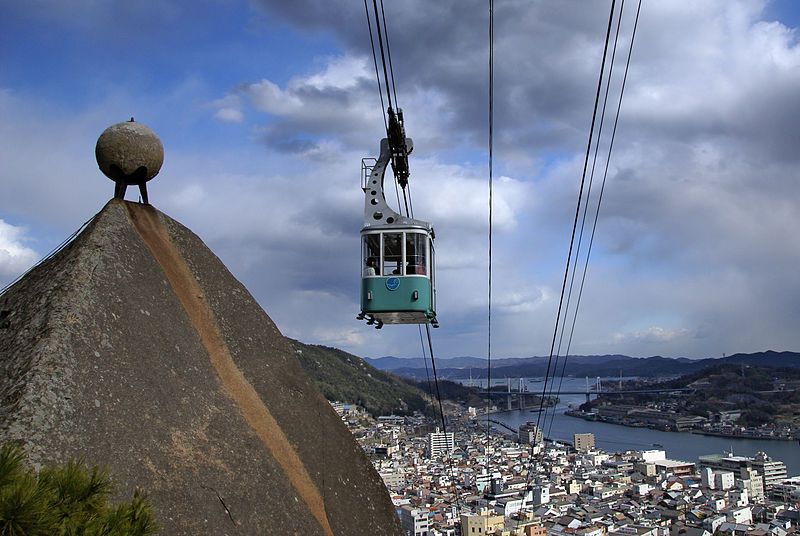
[
  {"xmin": 394, "ymin": 171, "xmax": 403, "ymax": 213},
  {"xmin": 425, "ymin": 323, "xmax": 462, "ymax": 516},
  {"xmin": 418, "ymin": 325, "xmax": 437, "ymax": 421},
  {"xmin": 371, "ymin": 0, "xmax": 394, "ymax": 111},
  {"xmin": 532, "ymin": 0, "xmax": 616, "ymax": 446},
  {"xmin": 543, "ymin": 0, "xmax": 627, "ymax": 438},
  {"xmin": 363, "ymin": 0, "xmax": 388, "ymax": 130},
  {"xmin": 379, "ymin": 0, "xmax": 400, "ymax": 109},
  {"xmin": 550, "ymin": 0, "xmax": 642, "ymax": 436},
  {"xmin": 407, "ymin": 182, "xmax": 416, "ymax": 219},
  {"xmin": 517, "ymin": 0, "xmax": 617, "ymax": 514},
  {"xmin": 485, "ymin": 0, "xmax": 495, "ymax": 451}
]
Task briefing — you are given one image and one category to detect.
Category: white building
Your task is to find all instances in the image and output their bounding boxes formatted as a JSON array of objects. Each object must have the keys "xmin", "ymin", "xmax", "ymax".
[
  {"xmin": 428, "ymin": 428, "xmax": 455, "ymax": 457},
  {"xmin": 640, "ymin": 449, "xmax": 667, "ymax": 463},
  {"xmin": 533, "ymin": 485, "xmax": 551, "ymax": 505},
  {"xmin": 715, "ymin": 471, "xmax": 735, "ymax": 490},
  {"xmin": 752, "ymin": 452, "xmax": 788, "ymax": 490}
]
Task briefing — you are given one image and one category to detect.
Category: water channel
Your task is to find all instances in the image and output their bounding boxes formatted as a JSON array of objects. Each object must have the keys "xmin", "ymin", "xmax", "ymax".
[{"xmin": 470, "ymin": 377, "xmax": 800, "ymax": 476}]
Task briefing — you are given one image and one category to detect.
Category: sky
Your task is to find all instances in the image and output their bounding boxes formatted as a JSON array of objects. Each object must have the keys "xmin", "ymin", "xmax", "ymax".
[{"xmin": 1, "ymin": 0, "xmax": 799, "ymax": 360}]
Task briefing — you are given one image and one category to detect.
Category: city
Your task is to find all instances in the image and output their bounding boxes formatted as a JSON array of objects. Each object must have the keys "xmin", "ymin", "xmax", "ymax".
[{"xmin": 331, "ymin": 401, "xmax": 800, "ymax": 536}]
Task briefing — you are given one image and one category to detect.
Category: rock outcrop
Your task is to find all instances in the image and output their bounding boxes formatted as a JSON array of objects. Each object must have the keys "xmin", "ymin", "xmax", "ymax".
[{"xmin": 0, "ymin": 199, "xmax": 403, "ymax": 535}]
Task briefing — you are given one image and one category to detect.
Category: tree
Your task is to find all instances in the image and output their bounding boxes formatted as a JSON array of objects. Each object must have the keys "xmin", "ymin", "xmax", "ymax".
[{"xmin": 0, "ymin": 444, "xmax": 157, "ymax": 535}]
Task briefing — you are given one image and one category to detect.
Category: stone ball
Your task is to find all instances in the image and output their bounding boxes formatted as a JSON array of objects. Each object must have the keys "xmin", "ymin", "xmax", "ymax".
[{"xmin": 95, "ymin": 119, "xmax": 164, "ymax": 183}]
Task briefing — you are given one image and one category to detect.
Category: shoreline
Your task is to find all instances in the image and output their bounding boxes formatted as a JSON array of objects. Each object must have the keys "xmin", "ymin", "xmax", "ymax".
[{"xmin": 564, "ymin": 409, "xmax": 797, "ymax": 442}]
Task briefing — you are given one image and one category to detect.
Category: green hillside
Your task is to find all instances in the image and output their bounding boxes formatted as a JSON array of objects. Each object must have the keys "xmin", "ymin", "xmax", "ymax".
[{"xmin": 287, "ymin": 338, "xmax": 429, "ymax": 417}]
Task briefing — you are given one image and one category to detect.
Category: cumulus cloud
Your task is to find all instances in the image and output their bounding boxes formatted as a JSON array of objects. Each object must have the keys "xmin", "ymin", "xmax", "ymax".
[
  {"xmin": 614, "ymin": 326, "xmax": 692, "ymax": 344},
  {"xmin": 0, "ymin": 220, "xmax": 39, "ymax": 285},
  {"xmin": 3, "ymin": 0, "xmax": 800, "ymax": 359}
]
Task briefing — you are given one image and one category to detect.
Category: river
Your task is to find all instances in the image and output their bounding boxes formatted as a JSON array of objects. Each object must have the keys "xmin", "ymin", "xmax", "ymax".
[{"xmin": 469, "ymin": 377, "xmax": 800, "ymax": 476}]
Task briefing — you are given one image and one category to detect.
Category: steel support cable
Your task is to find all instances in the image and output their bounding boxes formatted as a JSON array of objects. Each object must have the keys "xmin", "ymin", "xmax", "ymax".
[
  {"xmin": 401, "ymin": 189, "xmax": 411, "ymax": 218},
  {"xmin": 517, "ymin": 0, "xmax": 618, "ymax": 515},
  {"xmin": 379, "ymin": 0, "xmax": 399, "ymax": 109},
  {"xmin": 544, "ymin": 0, "xmax": 626, "ymax": 438},
  {"xmin": 394, "ymin": 173, "xmax": 403, "ymax": 213},
  {"xmin": 557, "ymin": 0, "xmax": 643, "ymax": 422},
  {"xmin": 425, "ymin": 323, "xmax": 462, "ymax": 516},
  {"xmin": 363, "ymin": 0, "xmax": 388, "ymax": 130},
  {"xmin": 531, "ymin": 0, "xmax": 617, "ymax": 441},
  {"xmin": 485, "ymin": 0, "xmax": 495, "ymax": 455},
  {"xmin": 417, "ymin": 325, "xmax": 438, "ymax": 422},
  {"xmin": 406, "ymin": 182, "xmax": 416, "ymax": 219},
  {"xmin": 371, "ymin": 0, "xmax": 394, "ymax": 111}
]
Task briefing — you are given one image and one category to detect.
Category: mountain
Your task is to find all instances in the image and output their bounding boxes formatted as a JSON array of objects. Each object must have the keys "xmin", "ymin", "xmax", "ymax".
[
  {"xmin": 0, "ymin": 200, "xmax": 402, "ymax": 536},
  {"xmin": 289, "ymin": 340, "xmax": 429, "ymax": 416},
  {"xmin": 365, "ymin": 355, "xmax": 490, "ymax": 370},
  {"xmin": 371, "ymin": 352, "xmax": 800, "ymax": 380}
]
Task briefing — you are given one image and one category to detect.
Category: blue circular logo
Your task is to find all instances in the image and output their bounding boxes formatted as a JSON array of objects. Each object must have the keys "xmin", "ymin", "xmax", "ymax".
[{"xmin": 385, "ymin": 277, "xmax": 400, "ymax": 291}]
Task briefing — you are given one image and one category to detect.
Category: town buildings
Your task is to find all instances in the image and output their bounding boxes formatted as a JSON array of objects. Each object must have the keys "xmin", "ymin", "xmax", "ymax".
[{"xmin": 330, "ymin": 401, "xmax": 799, "ymax": 536}]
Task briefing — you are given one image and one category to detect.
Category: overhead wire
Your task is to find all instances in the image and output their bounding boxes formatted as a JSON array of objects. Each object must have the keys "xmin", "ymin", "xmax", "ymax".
[
  {"xmin": 518, "ymin": 0, "xmax": 618, "ymax": 512},
  {"xmin": 363, "ymin": 0, "xmax": 460, "ymax": 516},
  {"xmin": 363, "ymin": 0, "xmax": 388, "ymax": 130},
  {"xmin": 485, "ymin": 0, "xmax": 495, "ymax": 454},
  {"xmin": 371, "ymin": 0, "xmax": 394, "ymax": 111},
  {"xmin": 417, "ymin": 325, "xmax": 438, "ymax": 422},
  {"xmin": 544, "ymin": 0, "xmax": 627, "ymax": 438},
  {"xmin": 425, "ymin": 324, "xmax": 462, "ymax": 516},
  {"xmin": 379, "ymin": 0, "xmax": 400, "ymax": 109},
  {"xmin": 555, "ymin": 0, "xmax": 643, "ymax": 421}
]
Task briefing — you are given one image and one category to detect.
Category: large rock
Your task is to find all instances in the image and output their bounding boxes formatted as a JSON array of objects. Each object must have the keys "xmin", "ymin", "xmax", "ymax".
[{"xmin": 0, "ymin": 199, "xmax": 402, "ymax": 535}]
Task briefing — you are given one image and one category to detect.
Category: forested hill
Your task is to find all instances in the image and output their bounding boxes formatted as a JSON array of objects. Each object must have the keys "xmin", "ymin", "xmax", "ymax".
[
  {"xmin": 287, "ymin": 338, "xmax": 429, "ymax": 417},
  {"xmin": 366, "ymin": 350, "xmax": 800, "ymax": 379}
]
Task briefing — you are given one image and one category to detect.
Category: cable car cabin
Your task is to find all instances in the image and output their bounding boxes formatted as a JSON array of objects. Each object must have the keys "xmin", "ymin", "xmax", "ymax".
[
  {"xmin": 360, "ymin": 227, "xmax": 437, "ymax": 327},
  {"xmin": 358, "ymin": 137, "xmax": 439, "ymax": 329}
]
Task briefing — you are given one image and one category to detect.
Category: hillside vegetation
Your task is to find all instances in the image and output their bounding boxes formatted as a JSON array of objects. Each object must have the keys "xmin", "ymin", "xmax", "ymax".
[
  {"xmin": 591, "ymin": 363, "xmax": 800, "ymax": 428},
  {"xmin": 288, "ymin": 339, "xmax": 429, "ymax": 417}
]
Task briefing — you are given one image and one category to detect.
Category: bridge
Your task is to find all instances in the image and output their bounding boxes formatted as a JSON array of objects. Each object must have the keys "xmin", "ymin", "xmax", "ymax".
[{"xmin": 475, "ymin": 376, "xmax": 694, "ymax": 410}]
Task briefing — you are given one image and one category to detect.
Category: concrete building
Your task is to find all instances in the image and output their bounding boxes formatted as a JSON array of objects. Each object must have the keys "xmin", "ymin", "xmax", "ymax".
[
  {"xmin": 398, "ymin": 506, "xmax": 430, "ymax": 536},
  {"xmin": 715, "ymin": 471, "xmax": 736, "ymax": 490},
  {"xmin": 379, "ymin": 470, "xmax": 406, "ymax": 490},
  {"xmin": 461, "ymin": 509, "xmax": 504, "ymax": 535},
  {"xmin": 574, "ymin": 433, "xmax": 596, "ymax": 453},
  {"xmin": 752, "ymin": 452, "xmax": 787, "ymax": 490},
  {"xmin": 700, "ymin": 452, "xmax": 786, "ymax": 492},
  {"xmin": 640, "ymin": 449, "xmax": 667, "ymax": 463},
  {"xmin": 533, "ymin": 484, "xmax": 550, "ymax": 505},
  {"xmin": 654, "ymin": 459, "xmax": 696, "ymax": 477},
  {"xmin": 701, "ymin": 467, "xmax": 715, "ymax": 489},
  {"xmin": 740, "ymin": 467, "xmax": 765, "ymax": 504},
  {"xmin": 526, "ymin": 525, "xmax": 547, "ymax": 536},
  {"xmin": 428, "ymin": 428, "xmax": 455, "ymax": 457},
  {"xmin": 519, "ymin": 422, "xmax": 544, "ymax": 445}
]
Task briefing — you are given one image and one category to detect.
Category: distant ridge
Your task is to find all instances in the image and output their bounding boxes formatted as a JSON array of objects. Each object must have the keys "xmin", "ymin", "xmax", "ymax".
[{"xmin": 367, "ymin": 351, "xmax": 800, "ymax": 379}]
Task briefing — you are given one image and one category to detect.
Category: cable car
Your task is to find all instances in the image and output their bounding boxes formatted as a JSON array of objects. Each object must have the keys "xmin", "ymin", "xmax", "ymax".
[{"xmin": 358, "ymin": 136, "xmax": 438, "ymax": 329}]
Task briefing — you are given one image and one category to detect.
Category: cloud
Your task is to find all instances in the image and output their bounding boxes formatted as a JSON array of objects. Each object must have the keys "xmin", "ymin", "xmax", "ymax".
[
  {"xmin": 4, "ymin": 1, "xmax": 800, "ymax": 359},
  {"xmin": 212, "ymin": 95, "xmax": 244, "ymax": 123},
  {"xmin": 0, "ymin": 220, "xmax": 39, "ymax": 285},
  {"xmin": 613, "ymin": 326, "xmax": 691, "ymax": 344}
]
